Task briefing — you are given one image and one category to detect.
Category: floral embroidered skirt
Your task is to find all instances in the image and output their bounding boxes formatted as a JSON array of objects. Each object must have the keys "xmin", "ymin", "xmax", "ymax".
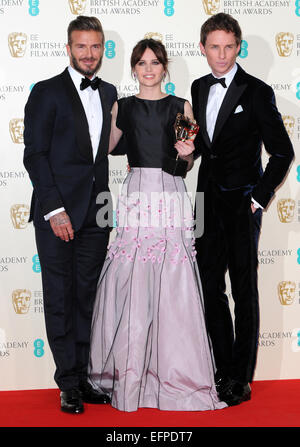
[{"xmin": 88, "ymin": 168, "xmax": 226, "ymax": 412}]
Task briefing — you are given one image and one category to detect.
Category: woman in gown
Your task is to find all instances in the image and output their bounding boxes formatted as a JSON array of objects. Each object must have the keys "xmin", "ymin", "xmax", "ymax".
[{"xmin": 88, "ymin": 38, "xmax": 227, "ymax": 412}]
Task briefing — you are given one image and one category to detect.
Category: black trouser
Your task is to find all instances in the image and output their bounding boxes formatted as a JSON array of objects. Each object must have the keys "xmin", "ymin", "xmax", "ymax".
[
  {"xmin": 196, "ymin": 183, "xmax": 262, "ymax": 384},
  {"xmin": 35, "ymin": 190, "xmax": 109, "ymax": 391}
]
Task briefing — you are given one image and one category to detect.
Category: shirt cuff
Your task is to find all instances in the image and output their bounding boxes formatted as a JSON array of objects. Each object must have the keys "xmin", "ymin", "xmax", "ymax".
[
  {"xmin": 44, "ymin": 207, "xmax": 65, "ymax": 221},
  {"xmin": 251, "ymin": 198, "xmax": 263, "ymax": 209}
]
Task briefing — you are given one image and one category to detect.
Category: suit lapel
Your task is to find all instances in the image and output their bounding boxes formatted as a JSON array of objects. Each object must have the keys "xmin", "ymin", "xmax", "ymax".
[
  {"xmin": 212, "ymin": 66, "xmax": 247, "ymax": 145},
  {"xmin": 197, "ymin": 77, "xmax": 211, "ymax": 148},
  {"xmin": 61, "ymin": 68, "xmax": 93, "ymax": 163},
  {"xmin": 95, "ymin": 81, "xmax": 111, "ymax": 162}
]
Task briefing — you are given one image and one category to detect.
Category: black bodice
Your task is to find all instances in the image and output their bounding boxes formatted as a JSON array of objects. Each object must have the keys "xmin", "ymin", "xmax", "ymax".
[{"xmin": 116, "ymin": 95, "xmax": 185, "ymax": 168}]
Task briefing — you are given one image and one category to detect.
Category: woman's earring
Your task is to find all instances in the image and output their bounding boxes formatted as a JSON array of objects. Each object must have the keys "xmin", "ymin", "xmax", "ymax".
[{"xmin": 133, "ymin": 73, "xmax": 137, "ymax": 82}]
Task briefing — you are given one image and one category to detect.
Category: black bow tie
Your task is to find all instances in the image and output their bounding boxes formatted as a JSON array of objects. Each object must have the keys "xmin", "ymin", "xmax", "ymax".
[
  {"xmin": 207, "ymin": 74, "xmax": 227, "ymax": 88},
  {"xmin": 80, "ymin": 76, "xmax": 101, "ymax": 91}
]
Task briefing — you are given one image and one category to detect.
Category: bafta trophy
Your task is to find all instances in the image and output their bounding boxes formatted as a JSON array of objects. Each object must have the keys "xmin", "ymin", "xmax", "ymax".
[
  {"xmin": 174, "ymin": 113, "xmax": 199, "ymax": 142},
  {"xmin": 163, "ymin": 113, "xmax": 199, "ymax": 177}
]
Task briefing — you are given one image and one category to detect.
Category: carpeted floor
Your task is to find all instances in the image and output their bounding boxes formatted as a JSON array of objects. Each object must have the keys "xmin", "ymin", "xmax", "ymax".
[{"xmin": 0, "ymin": 379, "xmax": 299, "ymax": 429}]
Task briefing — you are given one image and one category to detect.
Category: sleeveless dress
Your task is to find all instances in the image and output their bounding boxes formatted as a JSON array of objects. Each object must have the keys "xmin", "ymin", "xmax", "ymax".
[{"xmin": 88, "ymin": 95, "xmax": 227, "ymax": 412}]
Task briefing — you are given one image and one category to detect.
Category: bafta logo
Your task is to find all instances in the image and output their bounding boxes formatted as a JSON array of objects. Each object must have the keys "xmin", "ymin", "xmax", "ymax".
[
  {"xmin": 144, "ymin": 32, "xmax": 163, "ymax": 42},
  {"xmin": 8, "ymin": 32, "xmax": 27, "ymax": 58},
  {"xmin": 275, "ymin": 32, "xmax": 294, "ymax": 57},
  {"xmin": 68, "ymin": 0, "xmax": 87, "ymax": 14},
  {"xmin": 202, "ymin": 0, "xmax": 220, "ymax": 15},
  {"xmin": 10, "ymin": 204, "xmax": 30, "ymax": 229},
  {"xmin": 12, "ymin": 289, "xmax": 31, "ymax": 314},
  {"xmin": 282, "ymin": 115, "xmax": 295, "ymax": 138},
  {"xmin": 278, "ymin": 281, "xmax": 296, "ymax": 305},
  {"xmin": 9, "ymin": 118, "xmax": 24, "ymax": 144},
  {"xmin": 277, "ymin": 198, "xmax": 295, "ymax": 223}
]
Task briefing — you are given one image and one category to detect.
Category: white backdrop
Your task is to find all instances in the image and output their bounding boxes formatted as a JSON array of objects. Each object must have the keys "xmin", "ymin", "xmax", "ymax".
[{"xmin": 0, "ymin": 0, "xmax": 299, "ymax": 390}]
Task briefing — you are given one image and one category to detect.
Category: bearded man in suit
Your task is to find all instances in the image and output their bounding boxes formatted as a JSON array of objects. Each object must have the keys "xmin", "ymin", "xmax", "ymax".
[
  {"xmin": 191, "ymin": 13, "xmax": 294, "ymax": 406},
  {"xmin": 24, "ymin": 15, "xmax": 117, "ymax": 414}
]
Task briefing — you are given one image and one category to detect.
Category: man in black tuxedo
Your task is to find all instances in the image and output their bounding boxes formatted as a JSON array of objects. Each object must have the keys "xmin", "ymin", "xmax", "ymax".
[
  {"xmin": 23, "ymin": 16, "xmax": 116, "ymax": 413},
  {"xmin": 191, "ymin": 13, "xmax": 294, "ymax": 406}
]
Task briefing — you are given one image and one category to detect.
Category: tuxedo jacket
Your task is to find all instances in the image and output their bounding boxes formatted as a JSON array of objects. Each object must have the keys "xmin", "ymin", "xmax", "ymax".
[
  {"xmin": 191, "ymin": 64, "xmax": 294, "ymax": 209},
  {"xmin": 23, "ymin": 68, "xmax": 117, "ymax": 231}
]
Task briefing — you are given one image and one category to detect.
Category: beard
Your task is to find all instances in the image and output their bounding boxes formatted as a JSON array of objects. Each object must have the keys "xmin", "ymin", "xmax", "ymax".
[{"xmin": 71, "ymin": 52, "xmax": 103, "ymax": 77}]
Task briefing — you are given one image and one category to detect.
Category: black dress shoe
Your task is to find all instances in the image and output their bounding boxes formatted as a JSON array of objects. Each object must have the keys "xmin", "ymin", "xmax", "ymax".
[
  {"xmin": 79, "ymin": 381, "xmax": 111, "ymax": 404},
  {"xmin": 219, "ymin": 380, "xmax": 251, "ymax": 406},
  {"xmin": 215, "ymin": 374, "xmax": 231, "ymax": 397},
  {"xmin": 60, "ymin": 388, "xmax": 84, "ymax": 414}
]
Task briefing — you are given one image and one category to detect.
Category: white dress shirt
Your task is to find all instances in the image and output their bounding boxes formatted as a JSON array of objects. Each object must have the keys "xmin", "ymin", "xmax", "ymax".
[
  {"xmin": 206, "ymin": 63, "xmax": 237, "ymax": 142},
  {"xmin": 44, "ymin": 65, "xmax": 103, "ymax": 221},
  {"xmin": 206, "ymin": 63, "xmax": 262, "ymax": 209}
]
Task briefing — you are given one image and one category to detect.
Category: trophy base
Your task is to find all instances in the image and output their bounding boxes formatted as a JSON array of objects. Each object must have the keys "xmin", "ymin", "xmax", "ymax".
[{"xmin": 162, "ymin": 156, "xmax": 188, "ymax": 178}]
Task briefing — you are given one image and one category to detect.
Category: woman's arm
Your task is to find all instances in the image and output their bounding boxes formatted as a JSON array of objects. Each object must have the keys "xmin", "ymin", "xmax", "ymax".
[
  {"xmin": 108, "ymin": 101, "xmax": 123, "ymax": 153},
  {"xmin": 183, "ymin": 100, "xmax": 194, "ymax": 121},
  {"xmin": 174, "ymin": 101, "xmax": 195, "ymax": 171}
]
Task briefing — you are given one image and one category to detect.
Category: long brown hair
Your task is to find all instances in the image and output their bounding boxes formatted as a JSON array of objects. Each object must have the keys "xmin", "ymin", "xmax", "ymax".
[{"xmin": 130, "ymin": 38, "xmax": 170, "ymax": 78}]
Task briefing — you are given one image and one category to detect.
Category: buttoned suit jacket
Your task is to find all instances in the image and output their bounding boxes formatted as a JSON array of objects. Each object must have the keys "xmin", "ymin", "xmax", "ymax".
[
  {"xmin": 24, "ymin": 67, "xmax": 117, "ymax": 231},
  {"xmin": 191, "ymin": 64, "xmax": 294, "ymax": 209}
]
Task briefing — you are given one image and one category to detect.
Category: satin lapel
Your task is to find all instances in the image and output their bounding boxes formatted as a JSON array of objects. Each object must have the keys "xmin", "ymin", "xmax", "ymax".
[
  {"xmin": 61, "ymin": 69, "xmax": 93, "ymax": 163},
  {"xmin": 95, "ymin": 82, "xmax": 111, "ymax": 162},
  {"xmin": 212, "ymin": 74, "xmax": 247, "ymax": 145},
  {"xmin": 198, "ymin": 77, "xmax": 211, "ymax": 148}
]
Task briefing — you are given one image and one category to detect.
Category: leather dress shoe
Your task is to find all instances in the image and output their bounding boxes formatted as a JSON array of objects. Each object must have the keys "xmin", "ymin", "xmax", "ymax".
[
  {"xmin": 79, "ymin": 381, "xmax": 111, "ymax": 404},
  {"xmin": 219, "ymin": 380, "xmax": 251, "ymax": 406},
  {"xmin": 215, "ymin": 374, "xmax": 231, "ymax": 397},
  {"xmin": 60, "ymin": 388, "xmax": 84, "ymax": 414}
]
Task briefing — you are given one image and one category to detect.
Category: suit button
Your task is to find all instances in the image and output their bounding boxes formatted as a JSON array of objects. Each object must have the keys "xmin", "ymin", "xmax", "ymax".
[{"xmin": 210, "ymin": 154, "xmax": 218, "ymax": 159}]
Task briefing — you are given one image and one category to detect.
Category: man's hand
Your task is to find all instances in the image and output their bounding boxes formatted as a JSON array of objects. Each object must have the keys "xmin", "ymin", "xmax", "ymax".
[{"xmin": 49, "ymin": 211, "xmax": 74, "ymax": 242}]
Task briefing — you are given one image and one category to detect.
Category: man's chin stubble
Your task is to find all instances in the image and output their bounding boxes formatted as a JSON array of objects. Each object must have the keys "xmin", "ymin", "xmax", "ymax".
[{"xmin": 71, "ymin": 55, "xmax": 102, "ymax": 77}]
